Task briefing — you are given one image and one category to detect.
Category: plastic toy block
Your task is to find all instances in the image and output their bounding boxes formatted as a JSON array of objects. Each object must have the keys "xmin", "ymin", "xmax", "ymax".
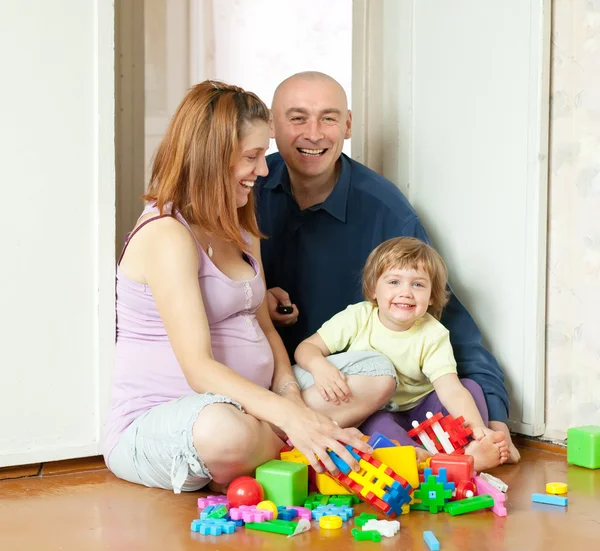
[
  {"xmin": 190, "ymin": 518, "xmax": 236, "ymax": 535},
  {"xmin": 479, "ymin": 472, "xmax": 508, "ymax": 492},
  {"xmin": 229, "ymin": 505, "xmax": 274, "ymax": 523},
  {"xmin": 567, "ymin": 426, "xmax": 600, "ymax": 469},
  {"xmin": 316, "ymin": 472, "xmax": 352, "ymax": 495},
  {"xmin": 409, "ymin": 501, "xmax": 431, "ymax": 511},
  {"xmin": 329, "ymin": 494, "xmax": 360, "ymax": 507},
  {"xmin": 351, "ymin": 528, "xmax": 382, "ymax": 542},
  {"xmin": 413, "ymin": 473, "xmax": 453, "ymax": 513},
  {"xmin": 206, "ymin": 504, "xmax": 228, "ymax": 519},
  {"xmin": 197, "ymin": 495, "xmax": 229, "ymax": 509},
  {"xmin": 311, "ymin": 504, "xmax": 354, "ymax": 521},
  {"xmin": 304, "ymin": 492, "xmax": 330, "ymax": 509},
  {"xmin": 200, "ymin": 505, "xmax": 217, "ymax": 519},
  {"xmin": 367, "ymin": 431, "xmax": 397, "ymax": 449},
  {"xmin": 326, "ymin": 448, "xmax": 353, "ymax": 474},
  {"xmin": 474, "ymin": 476, "xmax": 506, "ymax": 516},
  {"xmin": 439, "ymin": 414, "xmax": 473, "ymax": 449},
  {"xmin": 409, "ymin": 412, "xmax": 445, "ymax": 454},
  {"xmin": 245, "ymin": 519, "xmax": 298, "ymax": 535},
  {"xmin": 255, "ymin": 460, "xmax": 308, "ymax": 506},
  {"xmin": 444, "ymin": 494, "xmax": 494, "ymax": 516},
  {"xmin": 276, "ymin": 506, "xmax": 298, "ymax": 521},
  {"xmin": 430, "ymin": 453, "xmax": 474, "ymax": 485},
  {"xmin": 423, "ymin": 530, "xmax": 440, "ymax": 551},
  {"xmin": 455, "ymin": 479, "xmax": 476, "ymax": 500},
  {"xmin": 532, "ymin": 493, "xmax": 568, "ymax": 507},
  {"xmin": 372, "ymin": 445, "xmax": 419, "ymax": 490},
  {"xmin": 256, "ymin": 500, "xmax": 278, "ymax": 518},
  {"xmin": 424, "ymin": 468, "xmax": 455, "ymax": 494},
  {"xmin": 280, "ymin": 448, "xmax": 310, "ymax": 465},
  {"xmin": 319, "ymin": 515, "xmax": 343, "ymax": 529},
  {"xmin": 354, "ymin": 512, "xmax": 378, "ymax": 527},
  {"xmin": 546, "ymin": 482, "xmax": 568, "ymax": 495},
  {"xmin": 363, "ymin": 519, "xmax": 400, "ymax": 537},
  {"xmin": 289, "ymin": 506, "xmax": 312, "ymax": 521}
]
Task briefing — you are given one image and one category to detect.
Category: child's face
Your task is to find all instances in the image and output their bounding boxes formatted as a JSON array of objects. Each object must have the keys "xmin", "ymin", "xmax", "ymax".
[{"xmin": 373, "ymin": 265, "xmax": 433, "ymax": 331}]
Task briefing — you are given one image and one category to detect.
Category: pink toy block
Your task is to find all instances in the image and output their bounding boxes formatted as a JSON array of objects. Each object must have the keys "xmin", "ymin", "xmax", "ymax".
[
  {"xmin": 290, "ymin": 506, "xmax": 313, "ymax": 521},
  {"xmin": 229, "ymin": 505, "xmax": 274, "ymax": 523},
  {"xmin": 197, "ymin": 495, "xmax": 229, "ymax": 509},
  {"xmin": 474, "ymin": 475, "xmax": 507, "ymax": 517}
]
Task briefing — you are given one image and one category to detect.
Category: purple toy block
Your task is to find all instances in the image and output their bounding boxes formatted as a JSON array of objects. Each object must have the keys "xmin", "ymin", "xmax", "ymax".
[
  {"xmin": 229, "ymin": 505, "xmax": 274, "ymax": 523},
  {"xmin": 198, "ymin": 495, "xmax": 229, "ymax": 509},
  {"xmin": 474, "ymin": 476, "xmax": 507, "ymax": 517},
  {"xmin": 290, "ymin": 506, "xmax": 312, "ymax": 521}
]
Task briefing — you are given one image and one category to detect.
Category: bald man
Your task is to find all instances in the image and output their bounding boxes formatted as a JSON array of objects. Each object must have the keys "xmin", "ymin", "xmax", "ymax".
[{"xmin": 254, "ymin": 72, "xmax": 519, "ymax": 462}]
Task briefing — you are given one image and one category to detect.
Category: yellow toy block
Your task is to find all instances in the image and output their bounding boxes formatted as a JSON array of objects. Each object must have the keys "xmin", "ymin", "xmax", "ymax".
[
  {"xmin": 280, "ymin": 448, "xmax": 310, "ymax": 465},
  {"xmin": 315, "ymin": 472, "xmax": 351, "ymax": 495},
  {"xmin": 348, "ymin": 459, "xmax": 397, "ymax": 500},
  {"xmin": 372, "ymin": 445, "xmax": 419, "ymax": 490}
]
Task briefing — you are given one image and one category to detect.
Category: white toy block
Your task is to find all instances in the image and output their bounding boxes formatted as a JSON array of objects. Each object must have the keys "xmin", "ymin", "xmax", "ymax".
[
  {"xmin": 362, "ymin": 519, "xmax": 400, "ymax": 538},
  {"xmin": 480, "ymin": 472, "xmax": 508, "ymax": 493}
]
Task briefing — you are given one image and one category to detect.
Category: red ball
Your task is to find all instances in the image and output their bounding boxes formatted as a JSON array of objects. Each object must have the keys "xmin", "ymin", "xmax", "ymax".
[{"xmin": 226, "ymin": 476, "xmax": 264, "ymax": 508}]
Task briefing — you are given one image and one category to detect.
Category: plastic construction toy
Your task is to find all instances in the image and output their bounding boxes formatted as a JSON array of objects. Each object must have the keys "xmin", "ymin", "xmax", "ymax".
[
  {"xmin": 205, "ymin": 504, "xmax": 228, "ymax": 519},
  {"xmin": 474, "ymin": 475, "xmax": 507, "ymax": 517},
  {"xmin": 351, "ymin": 528, "xmax": 382, "ymax": 542},
  {"xmin": 409, "ymin": 412, "xmax": 473, "ymax": 455},
  {"xmin": 423, "ymin": 530, "xmax": 440, "ymax": 551},
  {"xmin": 197, "ymin": 495, "xmax": 229, "ymax": 509},
  {"xmin": 229, "ymin": 505, "xmax": 274, "ymax": 523},
  {"xmin": 362, "ymin": 519, "xmax": 400, "ymax": 538},
  {"xmin": 430, "ymin": 453, "xmax": 474, "ymax": 486},
  {"xmin": 326, "ymin": 446, "xmax": 413, "ymax": 517},
  {"xmin": 311, "ymin": 504, "xmax": 354, "ymax": 521},
  {"xmin": 479, "ymin": 472, "xmax": 508, "ymax": 493},
  {"xmin": 245, "ymin": 518, "xmax": 311, "ymax": 537},
  {"xmin": 413, "ymin": 469, "xmax": 454, "ymax": 513},
  {"xmin": 567, "ymin": 425, "xmax": 600, "ymax": 469},
  {"xmin": 226, "ymin": 476, "xmax": 264, "ymax": 508},
  {"xmin": 354, "ymin": 512, "xmax": 377, "ymax": 527},
  {"xmin": 444, "ymin": 494, "xmax": 494, "ymax": 516},
  {"xmin": 290, "ymin": 506, "xmax": 312, "ymax": 521},
  {"xmin": 304, "ymin": 492, "xmax": 330, "ymax": 510},
  {"xmin": 532, "ymin": 493, "xmax": 568, "ymax": 507},
  {"xmin": 256, "ymin": 500, "xmax": 278, "ymax": 519},
  {"xmin": 319, "ymin": 515, "xmax": 343, "ymax": 529},
  {"xmin": 328, "ymin": 494, "xmax": 360, "ymax": 507},
  {"xmin": 546, "ymin": 482, "xmax": 568, "ymax": 495},
  {"xmin": 255, "ymin": 460, "xmax": 308, "ymax": 506},
  {"xmin": 367, "ymin": 431, "xmax": 397, "ymax": 450},
  {"xmin": 190, "ymin": 518, "xmax": 237, "ymax": 535},
  {"xmin": 277, "ymin": 506, "xmax": 299, "ymax": 521}
]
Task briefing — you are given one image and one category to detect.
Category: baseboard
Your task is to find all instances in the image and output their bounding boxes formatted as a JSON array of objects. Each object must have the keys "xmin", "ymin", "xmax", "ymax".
[
  {"xmin": 514, "ymin": 434, "xmax": 567, "ymax": 455},
  {"xmin": 0, "ymin": 456, "xmax": 107, "ymax": 481}
]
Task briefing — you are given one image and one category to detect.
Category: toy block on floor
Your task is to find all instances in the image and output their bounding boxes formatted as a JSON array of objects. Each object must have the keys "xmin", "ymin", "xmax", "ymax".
[
  {"xmin": 567, "ymin": 425, "xmax": 600, "ymax": 469},
  {"xmin": 190, "ymin": 518, "xmax": 237, "ymax": 535},
  {"xmin": 413, "ymin": 470, "xmax": 453, "ymax": 513},
  {"xmin": 367, "ymin": 431, "xmax": 397, "ymax": 449},
  {"xmin": 255, "ymin": 460, "xmax": 308, "ymax": 506},
  {"xmin": 280, "ymin": 447, "xmax": 310, "ymax": 465},
  {"xmin": 423, "ymin": 530, "xmax": 440, "ymax": 551},
  {"xmin": 315, "ymin": 472, "xmax": 352, "ymax": 495},
  {"xmin": 532, "ymin": 493, "xmax": 568, "ymax": 507},
  {"xmin": 372, "ymin": 445, "xmax": 419, "ymax": 490},
  {"xmin": 474, "ymin": 475, "xmax": 507, "ymax": 516},
  {"xmin": 430, "ymin": 453, "xmax": 474, "ymax": 486},
  {"xmin": 444, "ymin": 494, "xmax": 494, "ymax": 516}
]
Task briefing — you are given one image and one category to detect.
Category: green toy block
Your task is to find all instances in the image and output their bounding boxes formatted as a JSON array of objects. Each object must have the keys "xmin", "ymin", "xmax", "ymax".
[
  {"xmin": 353, "ymin": 512, "xmax": 377, "ymax": 527},
  {"xmin": 329, "ymin": 494, "xmax": 360, "ymax": 507},
  {"xmin": 245, "ymin": 519, "xmax": 297, "ymax": 535},
  {"xmin": 444, "ymin": 494, "xmax": 494, "ymax": 516},
  {"xmin": 304, "ymin": 492, "xmax": 329, "ymax": 510},
  {"xmin": 351, "ymin": 528, "xmax": 381, "ymax": 542},
  {"xmin": 255, "ymin": 460, "xmax": 308, "ymax": 506},
  {"xmin": 567, "ymin": 425, "xmax": 600, "ymax": 469}
]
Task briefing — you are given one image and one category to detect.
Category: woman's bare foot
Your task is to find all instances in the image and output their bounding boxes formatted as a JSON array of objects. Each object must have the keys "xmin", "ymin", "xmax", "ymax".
[
  {"xmin": 464, "ymin": 432, "xmax": 507, "ymax": 471},
  {"xmin": 489, "ymin": 421, "xmax": 521, "ymax": 464},
  {"xmin": 207, "ymin": 480, "xmax": 229, "ymax": 495}
]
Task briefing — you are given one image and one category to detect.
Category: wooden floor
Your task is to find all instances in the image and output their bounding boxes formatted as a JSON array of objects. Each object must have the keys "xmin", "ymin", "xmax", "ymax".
[{"xmin": 0, "ymin": 445, "xmax": 599, "ymax": 551}]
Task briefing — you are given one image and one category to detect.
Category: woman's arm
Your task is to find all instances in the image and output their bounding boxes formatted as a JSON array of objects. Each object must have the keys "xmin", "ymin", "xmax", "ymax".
[
  {"xmin": 137, "ymin": 219, "xmax": 369, "ymax": 472},
  {"xmin": 251, "ymin": 237, "xmax": 302, "ymax": 404}
]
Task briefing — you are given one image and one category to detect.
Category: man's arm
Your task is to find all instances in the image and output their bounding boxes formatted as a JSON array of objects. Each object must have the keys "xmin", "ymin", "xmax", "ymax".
[{"xmin": 388, "ymin": 214, "xmax": 509, "ymax": 424}]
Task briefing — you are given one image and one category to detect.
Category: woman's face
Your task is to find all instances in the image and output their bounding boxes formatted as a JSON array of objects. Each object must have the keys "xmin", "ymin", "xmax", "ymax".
[{"xmin": 231, "ymin": 120, "xmax": 270, "ymax": 208}]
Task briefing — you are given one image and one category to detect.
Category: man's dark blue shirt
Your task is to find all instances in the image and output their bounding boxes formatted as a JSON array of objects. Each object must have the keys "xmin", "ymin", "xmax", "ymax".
[{"xmin": 255, "ymin": 152, "xmax": 509, "ymax": 423}]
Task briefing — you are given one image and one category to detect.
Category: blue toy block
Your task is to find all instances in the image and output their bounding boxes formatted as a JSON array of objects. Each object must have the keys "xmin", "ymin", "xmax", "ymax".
[
  {"xmin": 311, "ymin": 504, "xmax": 354, "ymax": 521},
  {"xmin": 424, "ymin": 530, "xmax": 440, "ymax": 551},
  {"xmin": 532, "ymin": 493, "xmax": 568, "ymax": 507},
  {"xmin": 326, "ymin": 449, "xmax": 352, "ymax": 475},
  {"xmin": 200, "ymin": 505, "xmax": 215, "ymax": 519},
  {"xmin": 382, "ymin": 480, "xmax": 412, "ymax": 516},
  {"xmin": 277, "ymin": 506, "xmax": 298, "ymax": 521},
  {"xmin": 424, "ymin": 468, "xmax": 455, "ymax": 493},
  {"xmin": 190, "ymin": 518, "xmax": 236, "ymax": 535},
  {"xmin": 367, "ymin": 431, "xmax": 397, "ymax": 449}
]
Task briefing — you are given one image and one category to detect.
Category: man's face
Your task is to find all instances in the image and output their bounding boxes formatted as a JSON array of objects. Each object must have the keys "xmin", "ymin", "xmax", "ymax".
[{"xmin": 271, "ymin": 78, "xmax": 351, "ymax": 182}]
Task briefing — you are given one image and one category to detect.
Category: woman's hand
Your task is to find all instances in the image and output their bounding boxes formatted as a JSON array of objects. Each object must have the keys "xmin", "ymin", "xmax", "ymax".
[{"xmin": 277, "ymin": 400, "xmax": 371, "ymax": 475}]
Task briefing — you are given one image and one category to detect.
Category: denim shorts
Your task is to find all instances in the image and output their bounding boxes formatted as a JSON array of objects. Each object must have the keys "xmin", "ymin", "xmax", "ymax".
[{"xmin": 107, "ymin": 393, "xmax": 242, "ymax": 494}]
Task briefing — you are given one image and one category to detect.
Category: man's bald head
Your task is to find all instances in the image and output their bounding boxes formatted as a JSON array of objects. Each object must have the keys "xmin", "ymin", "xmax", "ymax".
[{"xmin": 271, "ymin": 72, "xmax": 348, "ymax": 113}]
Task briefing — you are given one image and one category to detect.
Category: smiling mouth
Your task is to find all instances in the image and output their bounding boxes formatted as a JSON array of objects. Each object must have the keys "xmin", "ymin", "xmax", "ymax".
[
  {"xmin": 392, "ymin": 303, "xmax": 415, "ymax": 309},
  {"xmin": 239, "ymin": 180, "xmax": 255, "ymax": 189},
  {"xmin": 297, "ymin": 148, "xmax": 327, "ymax": 157}
]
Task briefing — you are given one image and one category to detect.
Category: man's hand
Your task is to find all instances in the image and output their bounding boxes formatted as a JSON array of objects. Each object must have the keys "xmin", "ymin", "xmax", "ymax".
[{"xmin": 267, "ymin": 287, "xmax": 299, "ymax": 327}]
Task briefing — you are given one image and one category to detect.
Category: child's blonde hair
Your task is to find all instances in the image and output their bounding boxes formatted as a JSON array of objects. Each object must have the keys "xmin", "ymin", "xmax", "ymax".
[{"xmin": 362, "ymin": 237, "xmax": 450, "ymax": 319}]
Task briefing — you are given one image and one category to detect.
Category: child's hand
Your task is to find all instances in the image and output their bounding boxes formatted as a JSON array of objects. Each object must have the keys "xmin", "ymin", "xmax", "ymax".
[{"xmin": 312, "ymin": 361, "xmax": 352, "ymax": 405}]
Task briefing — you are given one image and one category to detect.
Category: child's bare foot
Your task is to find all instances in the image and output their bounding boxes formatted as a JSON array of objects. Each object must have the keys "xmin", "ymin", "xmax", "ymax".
[
  {"xmin": 415, "ymin": 447, "xmax": 433, "ymax": 464},
  {"xmin": 506, "ymin": 441, "xmax": 521, "ymax": 464},
  {"xmin": 464, "ymin": 432, "xmax": 506, "ymax": 471},
  {"xmin": 489, "ymin": 420, "xmax": 521, "ymax": 464}
]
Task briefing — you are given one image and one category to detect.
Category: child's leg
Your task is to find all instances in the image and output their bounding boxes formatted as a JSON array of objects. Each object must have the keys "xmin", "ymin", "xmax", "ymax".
[
  {"xmin": 413, "ymin": 379, "xmax": 509, "ymax": 470},
  {"xmin": 296, "ymin": 351, "xmax": 397, "ymax": 428}
]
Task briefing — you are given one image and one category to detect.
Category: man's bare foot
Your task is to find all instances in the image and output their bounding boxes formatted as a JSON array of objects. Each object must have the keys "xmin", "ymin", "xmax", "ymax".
[
  {"xmin": 464, "ymin": 432, "xmax": 506, "ymax": 471},
  {"xmin": 489, "ymin": 421, "xmax": 521, "ymax": 464},
  {"xmin": 207, "ymin": 480, "xmax": 229, "ymax": 495}
]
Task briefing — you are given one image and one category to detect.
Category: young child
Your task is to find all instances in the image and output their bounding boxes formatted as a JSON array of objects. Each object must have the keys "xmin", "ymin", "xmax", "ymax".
[{"xmin": 294, "ymin": 237, "xmax": 509, "ymax": 471}]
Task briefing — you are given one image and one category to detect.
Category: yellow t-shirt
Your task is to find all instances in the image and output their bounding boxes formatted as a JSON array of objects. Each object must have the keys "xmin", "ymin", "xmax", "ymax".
[{"xmin": 317, "ymin": 301, "xmax": 457, "ymax": 410}]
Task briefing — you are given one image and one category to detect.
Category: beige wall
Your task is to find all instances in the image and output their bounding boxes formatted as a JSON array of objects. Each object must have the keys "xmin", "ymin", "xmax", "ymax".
[{"xmin": 545, "ymin": 0, "xmax": 600, "ymax": 439}]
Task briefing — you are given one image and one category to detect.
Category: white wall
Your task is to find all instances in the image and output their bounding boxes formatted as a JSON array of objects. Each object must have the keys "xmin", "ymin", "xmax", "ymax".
[{"xmin": 0, "ymin": 1, "xmax": 115, "ymax": 466}]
